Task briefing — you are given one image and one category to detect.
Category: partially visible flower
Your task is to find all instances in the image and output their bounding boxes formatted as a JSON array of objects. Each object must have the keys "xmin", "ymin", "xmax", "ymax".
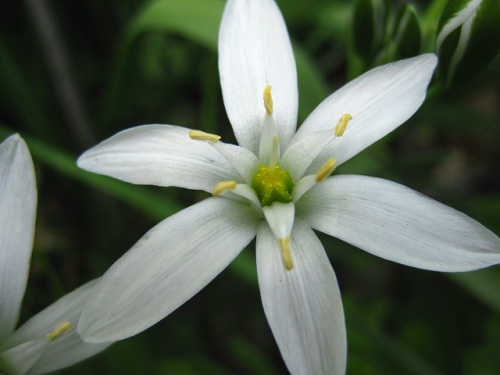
[
  {"xmin": 77, "ymin": 0, "xmax": 500, "ymax": 374},
  {"xmin": 0, "ymin": 134, "xmax": 111, "ymax": 375}
]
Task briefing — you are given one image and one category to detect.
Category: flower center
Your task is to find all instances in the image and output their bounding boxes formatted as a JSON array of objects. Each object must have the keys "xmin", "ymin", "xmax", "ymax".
[{"xmin": 251, "ymin": 164, "xmax": 294, "ymax": 207}]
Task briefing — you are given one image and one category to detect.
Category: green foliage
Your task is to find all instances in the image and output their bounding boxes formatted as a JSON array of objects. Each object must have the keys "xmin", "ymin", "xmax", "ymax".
[
  {"xmin": 351, "ymin": 0, "xmax": 386, "ymax": 61},
  {"xmin": 392, "ymin": 5, "xmax": 422, "ymax": 59},
  {"xmin": 0, "ymin": 0, "xmax": 498, "ymax": 374},
  {"xmin": 436, "ymin": 0, "xmax": 500, "ymax": 87}
]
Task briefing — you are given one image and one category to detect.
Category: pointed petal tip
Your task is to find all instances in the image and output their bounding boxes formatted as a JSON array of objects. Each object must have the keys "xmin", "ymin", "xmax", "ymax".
[
  {"xmin": 404, "ymin": 53, "xmax": 438, "ymax": 81},
  {"xmin": 422, "ymin": 52, "xmax": 438, "ymax": 71},
  {"xmin": 75, "ymin": 150, "xmax": 95, "ymax": 172},
  {"xmin": 3, "ymin": 132, "xmax": 21, "ymax": 143},
  {"xmin": 75, "ymin": 153, "xmax": 87, "ymax": 169},
  {"xmin": 1, "ymin": 133, "xmax": 28, "ymax": 157}
]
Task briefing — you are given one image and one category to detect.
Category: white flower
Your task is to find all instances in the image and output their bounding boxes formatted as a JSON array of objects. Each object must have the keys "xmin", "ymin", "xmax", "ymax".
[
  {"xmin": 76, "ymin": 0, "xmax": 500, "ymax": 374},
  {"xmin": 0, "ymin": 134, "xmax": 111, "ymax": 375}
]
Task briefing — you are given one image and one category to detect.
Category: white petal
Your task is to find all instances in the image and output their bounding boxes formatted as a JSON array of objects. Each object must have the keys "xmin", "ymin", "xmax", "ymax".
[
  {"xmin": 2, "ymin": 280, "xmax": 111, "ymax": 375},
  {"xmin": 0, "ymin": 339, "xmax": 46, "ymax": 375},
  {"xmin": 77, "ymin": 125, "xmax": 241, "ymax": 193},
  {"xmin": 256, "ymin": 219, "xmax": 346, "ymax": 375},
  {"xmin": 291, "ymin": 54, "xmax": 437, "ymax": 173},
  {"xmin": 79, "ymin": 198, "xmax": 259, "ymax": 343},
  {"xmin": 298, "ymin": 175, "xmax": 500, "ymax": 271},
  {"xmin": 262, "ymin": 202, "xmax": 295, "ymax": 240},
  {"xmin": 0, "ymin": 134, "xmax": 36, "ymax": 340},
  {"xmin": 281, "ymin": 129, "xmax": 333, "ymax": 180},
  {"xmin": 212, "ymin": 141, "xmax": 259, "ymax": 184},
  {"xmin": 219, "ymin": 0, "xmax": 298, "ymax": 153}
]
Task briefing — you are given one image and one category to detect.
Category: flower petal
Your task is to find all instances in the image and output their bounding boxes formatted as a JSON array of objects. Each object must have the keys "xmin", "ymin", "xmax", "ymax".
[
  {"xmin": 0, "ymin": 134, "xmax": 36, "ymax": 340},
  {"xmin": 77, "ymin": 125, "xmax": 241, "ymax": 193},
  {"xmin": 290, "ymin": 54, "xmax": 437, "ymax": 173},
  {"xmin": 219, "ymin": 0, "xmax": 298, "ymax": 153},
  {"xmin": 0, "ymin": 339, "xmax": 46, "ymax": 375},
  {"xmin": 262, "ymin": 202, "xmax": 295, "ymax": 240},
  {"xmin": 281, "ymin": 129, "xmax": 333, "ymax": 180},
  {"xmin": 2, "ymin": 280, "xmax": 111, "ymax": 375},
  {"xmin": 298, "ymin": 175, "xmax": 500, "ymax": 271},
  {"xmin": 79, "ymin": 197, "xmax": 259, "ymax": 343},
  {"xmin": 212, "ymin": 141, "xmax": 259, "ymax": 184},
  {"xmin": 256, "ymin": 219, "xmax": 346, "ymax": 375}
]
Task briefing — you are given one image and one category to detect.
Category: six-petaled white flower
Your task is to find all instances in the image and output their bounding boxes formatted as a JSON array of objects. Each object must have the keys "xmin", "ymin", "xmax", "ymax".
[
  {"xmin": 0, "ymin": 134, "xmax": 111, "ymax": 375},
  {"xmin": 76, "ymin": 0, "xmax": 500, "ymax": 374}
]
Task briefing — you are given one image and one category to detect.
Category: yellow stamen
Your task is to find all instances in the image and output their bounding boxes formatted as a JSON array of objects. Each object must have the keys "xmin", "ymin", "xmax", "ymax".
[
  {"xmin": 213, "ymin": 180, "xmax": 237, "ymax": 196},
  {"xmin": 279, "ymin": 237, "xmax": 294, "ymax": 270},
  {"xmin": 335, "ymin": 114, "xmax": 352, "ymax": 137},
  {"xmin": 46, "ymin": 321, "xmax": 72, "ymax": 341},
  {"xmin": 189, "ymin": 130, "xmax": 221, "ymax": 142},
  {"xmin": 263, "ymin": 85, "xmax": 273, "ymax": 116},
  {"xmin": 315, "ymin": 158, "xmax": 337, "ymax": 182}
]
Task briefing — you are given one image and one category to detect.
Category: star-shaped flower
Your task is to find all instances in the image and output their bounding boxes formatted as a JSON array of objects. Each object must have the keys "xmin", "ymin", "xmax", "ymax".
[
  {"xmin": 0, "ymin": 134, "xmax": 111, "ymax": 375},
  {"xmin": 77, "ymin": 0, "xmax": 500, "ymax": 373}
]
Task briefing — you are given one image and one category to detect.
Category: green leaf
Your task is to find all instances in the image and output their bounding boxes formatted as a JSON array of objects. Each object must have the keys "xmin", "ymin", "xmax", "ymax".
[
  {"xmin": 449, "ymin": 268, "xmax": 500, "ymax": 314},
  {"xmin": 130, "ymin": 0, "xmax": 224, "ymax": 49},
  {"xmin": 0, "ymin": 36, "xmax": 58, "ymax": 144},
  {"xmin": 346, "ymin": 300, "xmax": 444, "ymax": 375},
  {"xmin": 350, "ymin": 0, "xmax": 385, "ymax": 61},
  {"xmin": 436, "ymin": 0, "xmax": 500, "ymax": 86},
  {"xmin": 392, "ymin": 5, "xmax": 421, "ymax": 59},
  {"xmin": 226, "ymin": 337, "xmax": 278, "ymax": 375},
  {"xmin": 421, "ymin": 0, "xmax": 449, "ymax": 50}
]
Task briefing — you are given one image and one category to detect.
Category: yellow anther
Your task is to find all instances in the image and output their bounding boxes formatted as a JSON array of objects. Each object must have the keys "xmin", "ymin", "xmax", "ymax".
[
  {"xmin": 263, "ymin": 85, "xmax": 273, "ymax": 116},
  {"xmin": 315, "ymin": 158, "xmax": 337, "ymax": 182},
  {"xmin": 213, "ymin": 180, "xmax": 237, "ymax": 196},
  {"xmin": 189, "ymin": 130, "xmax": 221, "ymax": 142},
  {"xmin": 279, "ymin": 237, "xmax": 293, "ymax": 270},
  {"xmin": 335, "ymin": 114, "xmax": 352, "ymax": 137},
  {"xmin": 46, "ymin": 321, "xmax": 72, "ymax": 341}
]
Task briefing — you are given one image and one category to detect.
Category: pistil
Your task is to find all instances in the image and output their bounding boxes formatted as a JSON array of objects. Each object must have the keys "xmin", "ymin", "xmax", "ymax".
[{"xmin": 251, "ymin": 165, "xmax": 294, "ymax": 207}]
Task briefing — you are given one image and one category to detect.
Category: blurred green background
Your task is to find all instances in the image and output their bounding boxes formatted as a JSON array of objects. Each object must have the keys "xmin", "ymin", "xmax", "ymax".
[{"xmin": 1, "ymin": 0, "xmax": 499, "ymax": 373}]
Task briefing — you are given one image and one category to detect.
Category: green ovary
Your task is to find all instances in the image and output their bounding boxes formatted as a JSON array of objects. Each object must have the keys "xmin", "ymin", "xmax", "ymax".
[{"xmin": 251, "ymin": 164, "xmax": 294, "ymax": 207}]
